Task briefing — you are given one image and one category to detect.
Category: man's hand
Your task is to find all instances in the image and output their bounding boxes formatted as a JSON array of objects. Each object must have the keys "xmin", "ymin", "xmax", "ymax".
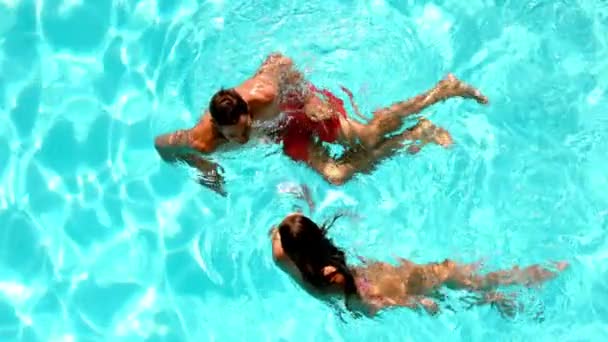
[
  {"xmin": 196, "ymin": 166, "xmax": 226, "ymax": 197},
  {"xmin": 155, "ymin": 131, "xmax": 227, "ymax": 196},
  {"xmin": 185, "ymin": 154, "xmax": 227, "ymax": 197}
]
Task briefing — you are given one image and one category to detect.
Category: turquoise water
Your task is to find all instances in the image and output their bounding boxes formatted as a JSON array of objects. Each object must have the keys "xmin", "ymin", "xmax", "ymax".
[{"xmin": 1, "ymin": 0, "xmax": 607, "ymax": 340}]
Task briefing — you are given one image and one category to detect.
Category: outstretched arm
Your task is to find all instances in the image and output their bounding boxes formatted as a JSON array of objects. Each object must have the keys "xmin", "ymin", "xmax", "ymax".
[{"xmin": 154, "ymin": 130, "xmax": 226, "ymax": 196}]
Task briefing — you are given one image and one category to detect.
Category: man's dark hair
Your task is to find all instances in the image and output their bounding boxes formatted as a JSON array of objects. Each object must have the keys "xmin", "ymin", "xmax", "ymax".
[{"xmin": 209, "ymin": 88, "xmax": 248, "ymax": 126}]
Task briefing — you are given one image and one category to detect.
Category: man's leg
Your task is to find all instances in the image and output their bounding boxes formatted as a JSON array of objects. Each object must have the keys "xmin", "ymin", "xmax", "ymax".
[
  {"xmin": 341, "ymin": 74, "xmax": 488, "ymax": 149},
  {"xmin": 400, "ymin": 117, "xmax": 453, "ymax": 154},
  {"xmin": 307, "ymin": 118, "xmax": 450, "ymax": 185}
]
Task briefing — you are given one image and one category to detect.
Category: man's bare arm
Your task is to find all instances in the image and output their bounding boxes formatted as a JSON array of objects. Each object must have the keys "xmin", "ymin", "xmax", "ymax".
[
  {"xmin": 154, "ymin": 130, "xmax": 227, "ymax": 196},
  {"xmin": 154, "ymin": 129, "xmax": 192, "ymax": 162}
]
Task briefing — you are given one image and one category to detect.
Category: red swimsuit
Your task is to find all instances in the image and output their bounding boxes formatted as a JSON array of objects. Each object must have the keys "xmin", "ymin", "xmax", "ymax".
[{"xmin": 277, "ymin": 84, "xmax": 351, "ymax": 162}]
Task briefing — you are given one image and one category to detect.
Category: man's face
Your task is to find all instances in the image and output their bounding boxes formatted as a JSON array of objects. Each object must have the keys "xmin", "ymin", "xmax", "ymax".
[{"xmin": 218, "ymin": 114, "xmax": 252, "ymax": 144}]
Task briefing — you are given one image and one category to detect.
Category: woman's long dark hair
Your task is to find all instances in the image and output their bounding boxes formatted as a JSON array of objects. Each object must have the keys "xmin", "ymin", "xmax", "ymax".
[{"xmin": 278, "ymin": 213, "xmax": 358, "ymax": 309}]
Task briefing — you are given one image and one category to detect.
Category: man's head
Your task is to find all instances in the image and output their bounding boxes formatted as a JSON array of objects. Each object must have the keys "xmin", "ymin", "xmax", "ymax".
[{"xmin": 209, "ymin": 88, "xmax": 252, "ymax": 144}]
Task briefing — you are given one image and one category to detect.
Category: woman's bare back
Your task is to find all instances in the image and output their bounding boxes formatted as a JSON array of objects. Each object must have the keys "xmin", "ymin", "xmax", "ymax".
[{"xmin": 349, "ymin": 258, "xmax": 568, "ymax": 316}]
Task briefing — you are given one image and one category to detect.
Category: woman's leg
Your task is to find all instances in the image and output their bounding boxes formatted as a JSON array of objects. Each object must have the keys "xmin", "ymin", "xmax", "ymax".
[{"xmin": 442, "ymin": 260, "xmax": 569, "ymax": 291}]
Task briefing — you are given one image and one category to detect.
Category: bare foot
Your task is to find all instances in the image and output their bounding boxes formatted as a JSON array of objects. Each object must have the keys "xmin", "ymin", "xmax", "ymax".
[
  {"xmin": 407, "ymin": 145, "xmax": 422, "ymax": 154},
  {"xmin": 405, "ymin": 118, "xmax": 453, "ymax": 148},
  {"xmin": 438, "ymin": 73, "xmax": 489, "ymax": 105},
  {"xmin": 522, "ymin": 261, "xmax": 568, "ymax": 286},
  {"xmin": 432, "ymin": 127, "xmax": 453, "ymax": 147},
  {"xmin": 553, "ymin": 261, "xmax": 569, "ymax": 271}
]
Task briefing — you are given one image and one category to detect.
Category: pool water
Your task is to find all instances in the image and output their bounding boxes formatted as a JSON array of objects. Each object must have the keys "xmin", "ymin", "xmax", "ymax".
[{"xmin": 1, "ymin": 0, "xmax": 607, "ymax": 340}]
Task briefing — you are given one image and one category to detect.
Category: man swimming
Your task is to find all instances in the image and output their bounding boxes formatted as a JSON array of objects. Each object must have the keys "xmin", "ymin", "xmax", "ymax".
[
  {"xmin": 154, "ymin": 52, "xmax": 489, "ymax": 195},
  {"xmin": 270, "ymin": 212, "xmax": 569, "ymax": 318}
]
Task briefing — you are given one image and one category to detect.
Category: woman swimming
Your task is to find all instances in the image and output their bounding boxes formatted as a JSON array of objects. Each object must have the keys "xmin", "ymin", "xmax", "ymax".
[{"xmin": 270, "ymin": 212, "xmax": 568, "ymax": 318}]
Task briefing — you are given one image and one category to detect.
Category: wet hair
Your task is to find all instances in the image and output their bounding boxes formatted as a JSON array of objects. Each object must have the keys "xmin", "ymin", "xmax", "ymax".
[
  {"xmin": 208, "ymin": 88, "xmax": 249, "ymax": 126},
  {"xmin": 278, "ymin": 214, "xmax": 358, "ymax": 308}
]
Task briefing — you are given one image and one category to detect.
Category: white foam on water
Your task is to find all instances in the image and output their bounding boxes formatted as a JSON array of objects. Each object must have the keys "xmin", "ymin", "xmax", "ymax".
[
  {"xmin": 413, "ymin": 3, "xmax": 454, "ymax": 64},
  {"xmin": 211, "ymin": 17, "xmax": 224, "ymax": 30},
  {"xmin": 587, "ymin": 87, "xmax": 603, "ymax": 105}
]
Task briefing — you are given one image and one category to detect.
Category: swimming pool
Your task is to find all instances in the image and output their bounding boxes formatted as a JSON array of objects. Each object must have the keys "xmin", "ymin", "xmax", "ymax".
[{"xmin": 1, "ymin": 0, "xmax": 607, "ymax": 340}]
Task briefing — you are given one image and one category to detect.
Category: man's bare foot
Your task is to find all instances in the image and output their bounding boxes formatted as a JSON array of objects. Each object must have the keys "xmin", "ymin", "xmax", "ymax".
[
  {"xmin": 438, "ymin": 73, "xmax": 489, "ymax": 105},
  {"xmin": 404, "ymin": 118, "xmax": 453, "ymax": 149}
]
